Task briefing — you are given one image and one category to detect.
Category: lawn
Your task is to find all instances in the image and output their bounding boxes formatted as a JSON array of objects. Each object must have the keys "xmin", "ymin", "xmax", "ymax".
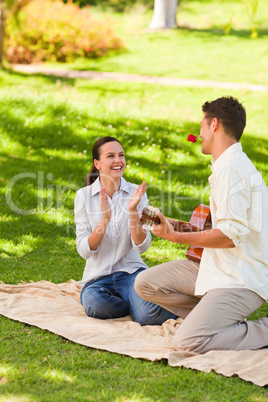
[
  {"xmin": 1, "ymin": 0, "xmax": 268, "ymax": 399},
  {"xmin": 42, "ymin": 0, "xmax": 268, "ymax": 85},
  {"xmin": 1, "ymin": 68, "xmax": 268, "ymax": 400}
]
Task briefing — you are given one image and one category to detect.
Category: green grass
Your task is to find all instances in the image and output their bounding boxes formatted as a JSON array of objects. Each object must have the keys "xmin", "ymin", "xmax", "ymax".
[
  {"xmin": 36, "ymin": 0, "xmax": 268, "ymax": 85},
  {"xmin": 2, "ymin": 317, "xmax": 267, "ymax": 402},
  {"xmin": 1, "ymin": 67, "xmax": 268, "ymax": 400},
  {"xmin": 2, "ymin": 3, "xmax": 268, "ymax": 398}
]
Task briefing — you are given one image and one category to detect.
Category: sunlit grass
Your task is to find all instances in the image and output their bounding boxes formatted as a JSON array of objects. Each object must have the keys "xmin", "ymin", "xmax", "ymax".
[
  {"xmin": 0, "ymin": 68, "xmax": 268, "ymax": 400},
  {"xmin": 33, "ymin": 0, "xmax": 268, "ymax": 85},
  {"xmin": 43, "ymin": 369, "xmax": 75, "ymax": 383},
  {"xmin": 0, "ymin": 234, "xmax": 39, "ymax": 258}
]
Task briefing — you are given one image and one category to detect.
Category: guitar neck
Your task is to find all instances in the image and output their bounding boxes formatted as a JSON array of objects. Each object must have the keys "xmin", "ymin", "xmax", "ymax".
[
  {"xmin": 140, "ymin": 205, "xmax": 211, "ymax": 262},
  {"xmin": 140, "ymin": 208, "xmax": 203, "ymax": 233},
  {"xmin": 167, "ymin": 218, "xmax": 201, "ymax": 233}
]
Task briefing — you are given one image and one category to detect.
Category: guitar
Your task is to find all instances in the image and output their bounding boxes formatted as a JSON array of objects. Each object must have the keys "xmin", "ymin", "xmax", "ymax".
[{"xmin": 140, "ymin": 204, "xmax": 211, "ymax": 262}]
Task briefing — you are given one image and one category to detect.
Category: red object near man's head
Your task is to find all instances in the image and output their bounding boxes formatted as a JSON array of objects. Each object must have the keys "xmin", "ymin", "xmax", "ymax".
[{"xmin": 187, "ymin": 134, "xmax": 198, "ymax": 143}]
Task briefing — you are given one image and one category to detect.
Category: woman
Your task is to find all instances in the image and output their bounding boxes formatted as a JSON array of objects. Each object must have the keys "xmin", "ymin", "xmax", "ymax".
[{"xmin": 74, "ymin": 136, "xmax": 176, "ymax": 325}]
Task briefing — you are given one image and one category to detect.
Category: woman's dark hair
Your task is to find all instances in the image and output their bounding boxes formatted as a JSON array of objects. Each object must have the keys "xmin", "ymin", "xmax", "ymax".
[{"xmin": 84, "ymin": 136, "xmax": 122, "ymax": 186}]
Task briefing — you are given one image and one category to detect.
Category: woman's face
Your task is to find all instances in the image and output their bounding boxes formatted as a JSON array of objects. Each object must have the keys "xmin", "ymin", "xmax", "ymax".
[{"xmin": 94, "ymin": 141, "xmax": 126, "ymax": 181}]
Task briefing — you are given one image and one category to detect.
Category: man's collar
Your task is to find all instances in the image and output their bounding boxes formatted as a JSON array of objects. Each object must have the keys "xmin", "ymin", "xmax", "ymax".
[
  {"xmin": 211, "ymin": 142, "xmax": 242, "ymax": 172},
  {"xmin": 92, "ymin": 177, "xmax": 130, "ymax": 196}
]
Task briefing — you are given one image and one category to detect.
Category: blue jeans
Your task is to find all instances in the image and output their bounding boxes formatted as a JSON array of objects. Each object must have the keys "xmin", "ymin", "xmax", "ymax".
[{"xmin": 80, "ymin": 268, "xmax": 177, "ymax": 325}]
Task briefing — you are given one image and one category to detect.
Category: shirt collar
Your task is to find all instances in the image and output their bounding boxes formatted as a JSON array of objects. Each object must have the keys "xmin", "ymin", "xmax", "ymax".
[
  {"xmin": 92, "ymin": 177, "xmax": 130, "ymax": 196},
  {"xmin": 210, "ymin": 142, "xmax": 242, "ymax": 173}
]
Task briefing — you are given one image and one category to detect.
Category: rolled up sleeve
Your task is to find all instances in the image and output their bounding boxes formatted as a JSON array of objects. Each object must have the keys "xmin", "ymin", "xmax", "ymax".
[
  {"xmin": 131, "ymin": 230, "xmax": 151, "ymax": 254},
  {"xmin": 74, "ymin": 190, "xmax": 99, "ymax": 260},
  {"xmin": 212, "ymin": 167, "xmax": 252, "ymax": 247},
  {"xmin": 217, "ymin": 220, "xmax": 250, "ymax": 247}
]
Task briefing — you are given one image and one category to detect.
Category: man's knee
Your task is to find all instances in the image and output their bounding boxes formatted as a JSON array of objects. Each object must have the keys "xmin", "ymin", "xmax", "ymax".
[
  {"xmin": 134, "ymin": 270, "xmax": 160, "ymax": 302},
  {"xmin": 134, "ymin": 270, "xmax": 149, "ymax": 298},
  {"xmin": 172, "ymin": 331, "xmax": 194, "ymax": 351},
  {"xmin": 172, "ymin": 326, "xmax": 209, "ymax": 353}
]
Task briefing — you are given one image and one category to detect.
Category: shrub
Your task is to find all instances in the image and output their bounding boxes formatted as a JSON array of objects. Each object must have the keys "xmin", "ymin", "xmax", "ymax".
[
  {"xmin": 5, "ymin": 0, "xmax": 125, "ymax": 64},
  {"xmin": 63, "ymin": 0, "xmax": 154, "ymax": 13}
]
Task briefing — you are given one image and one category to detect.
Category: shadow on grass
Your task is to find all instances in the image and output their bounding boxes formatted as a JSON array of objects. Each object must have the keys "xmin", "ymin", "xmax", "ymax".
[
  {"xmin": 1, "ymin": 91, "xmax": 267, "ymax": 191},
  {"xmin": 0, "ymin": 218, "xmax": 79, "ymax": 284},
  {"xmin": 1, "ymin": 90, "xmax": 267, "ymax": 174},
  {"xmin": 1, "ymin": 84, "xmax": 268, "ymax": 284},
  {"xmin": 177, "ymin": 25, "xmax": 268, "ymax": 39}
]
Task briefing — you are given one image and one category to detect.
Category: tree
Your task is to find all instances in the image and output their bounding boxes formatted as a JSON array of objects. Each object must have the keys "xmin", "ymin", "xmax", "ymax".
[
  {"xmin": 0, "ymin": 0, "xmax": 32, "ymax": 67},
  {"xmin": 149, "ymin": 0, "xmax": 178, "ymax": 30},
  {"xmin": 0, "ymin": 1, "xmax": 6, "ymax": 66}
]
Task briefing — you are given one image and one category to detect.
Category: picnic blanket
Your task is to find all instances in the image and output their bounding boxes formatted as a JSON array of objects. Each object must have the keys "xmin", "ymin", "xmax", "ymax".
[{"xmin": 0, "ymin": 279, "xmax": 267, "ymax": 387}]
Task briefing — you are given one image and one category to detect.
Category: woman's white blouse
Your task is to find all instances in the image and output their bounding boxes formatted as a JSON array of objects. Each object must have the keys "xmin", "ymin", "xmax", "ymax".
[{"xmin": 74, "ymin": 177, "xmax": 151, "ymax": 286}]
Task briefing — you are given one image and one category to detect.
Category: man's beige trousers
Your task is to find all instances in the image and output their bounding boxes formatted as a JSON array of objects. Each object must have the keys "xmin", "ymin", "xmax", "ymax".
[{"xmin": 134, "ymin": 259, "xmax": 268, "ymax": 353}]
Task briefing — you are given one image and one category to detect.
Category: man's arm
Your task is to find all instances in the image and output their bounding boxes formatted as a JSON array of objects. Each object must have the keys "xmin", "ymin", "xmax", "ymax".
[{"xmin": 152, "ymin": 212, "xmax": 235, "ymax": 249}]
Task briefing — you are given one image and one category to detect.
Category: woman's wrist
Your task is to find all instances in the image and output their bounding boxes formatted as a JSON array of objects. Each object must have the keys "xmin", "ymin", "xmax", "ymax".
[
  {"xmin": 101, "ymin": 216, "xmax": 110, "ymax": 226},
  {"xmin": 92, "ymin": 218, "xmax": 109, "ymax": 239},
  {"xmin": 129, "ymin": 206, "xmax": 137, "ymax": 213}
]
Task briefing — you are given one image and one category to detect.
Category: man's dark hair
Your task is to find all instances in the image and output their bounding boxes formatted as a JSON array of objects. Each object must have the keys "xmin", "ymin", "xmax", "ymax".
[{"xmin": 202, "ymin": 96, "xmax": 246, "ymax": 141}]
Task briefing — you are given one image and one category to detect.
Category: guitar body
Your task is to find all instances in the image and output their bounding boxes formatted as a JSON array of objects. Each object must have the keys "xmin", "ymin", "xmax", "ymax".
[
  {"xmin": 185, "ymin": 204, "xmax": 211, "ymax": 262},
  {"xmin": 140, "ymin": 204, "xmax": 211, "ymax": 262}
]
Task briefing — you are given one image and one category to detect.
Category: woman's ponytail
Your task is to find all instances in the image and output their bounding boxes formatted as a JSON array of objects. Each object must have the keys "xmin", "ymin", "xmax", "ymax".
[{"xmin": 84, "ymin": 164, "xmax": 99, "ymax": 186}]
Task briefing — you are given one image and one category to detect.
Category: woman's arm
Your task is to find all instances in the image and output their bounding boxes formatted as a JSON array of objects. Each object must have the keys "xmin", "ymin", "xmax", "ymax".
[
  {"xmin": 75, "ymin": 188, "xmax": 111, "ymax": 259},
  {"xmin": 87, "ymin": 188, "xmax": 111, "ymax": 250},
  {"xmin": 129, "ymin": 181, "xmax": 148, "ymax": 246}
]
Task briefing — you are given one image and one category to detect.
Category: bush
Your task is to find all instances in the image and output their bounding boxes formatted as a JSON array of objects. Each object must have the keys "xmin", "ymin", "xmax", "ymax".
[
  {"xmin": 63, "ymin": 0, "xmax": 154, "ymax": 13},
  {"xmin": 5, "ymin": 0, "xmax": 125, "ymax": 64}
]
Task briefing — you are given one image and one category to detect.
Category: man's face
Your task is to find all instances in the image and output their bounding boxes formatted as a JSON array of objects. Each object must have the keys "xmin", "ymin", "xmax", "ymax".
[{"xmin": 200, "ymin": 114, "xmax": 213, "ymax": 155}]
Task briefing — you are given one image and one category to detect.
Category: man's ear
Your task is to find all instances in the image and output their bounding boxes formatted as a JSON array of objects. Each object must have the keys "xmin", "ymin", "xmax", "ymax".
[{"xmin": 211, "ymin": 117, "xmax": 220, "ymax": 132}]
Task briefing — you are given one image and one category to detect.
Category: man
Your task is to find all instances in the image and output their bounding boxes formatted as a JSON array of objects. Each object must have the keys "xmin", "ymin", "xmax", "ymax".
[{"xmin": 135, "ymin": 96, "xmax": 268, "ymax": 353}]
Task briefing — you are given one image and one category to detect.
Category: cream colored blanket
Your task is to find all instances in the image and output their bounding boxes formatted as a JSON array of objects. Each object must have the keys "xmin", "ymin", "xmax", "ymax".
[{"xmin": 0, "ymin": 280, "xmax": 267, "ymax": 387}]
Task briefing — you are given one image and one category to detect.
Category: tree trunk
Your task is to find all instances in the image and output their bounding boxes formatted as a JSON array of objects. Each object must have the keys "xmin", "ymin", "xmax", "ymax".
[
  {"xmin": 0, "ymin": 7, "xmax": 4, "ymax": 67},
  {"xmin": 149, "ymin": 0, "xmax": 178, "ymax": 29}
]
